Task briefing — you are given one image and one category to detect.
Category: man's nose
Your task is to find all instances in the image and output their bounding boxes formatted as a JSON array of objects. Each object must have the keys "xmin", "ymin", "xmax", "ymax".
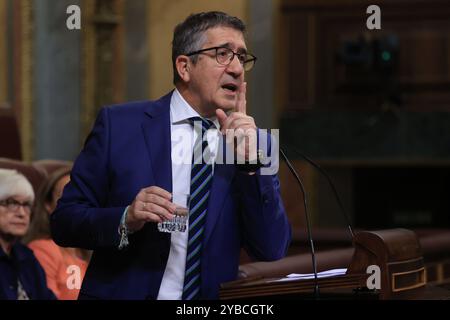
[{"xmin": 226, "ymin": 55, "xmax": 244, "ymax": 77}]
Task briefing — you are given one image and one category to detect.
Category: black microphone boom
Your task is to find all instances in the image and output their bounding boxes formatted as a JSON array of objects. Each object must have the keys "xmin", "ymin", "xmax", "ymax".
[
  {"xmin": 280, "ymin": 148, "xmax": 320, "ymax": 299},
  {"xmin": 283, "ymin": 144, "xmax": 354, "ymax": 239}
]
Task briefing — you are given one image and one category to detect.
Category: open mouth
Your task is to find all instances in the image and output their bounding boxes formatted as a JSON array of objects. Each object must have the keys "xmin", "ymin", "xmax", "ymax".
[{"xmin": 221, "ymin": 83, "xmax": 238, "ymax": 93}]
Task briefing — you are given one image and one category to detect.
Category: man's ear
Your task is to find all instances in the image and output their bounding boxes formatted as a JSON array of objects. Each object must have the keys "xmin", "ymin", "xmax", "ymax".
[{"xmin": 175, "ymin": 55, "xmax": 191, "ymax": 82}]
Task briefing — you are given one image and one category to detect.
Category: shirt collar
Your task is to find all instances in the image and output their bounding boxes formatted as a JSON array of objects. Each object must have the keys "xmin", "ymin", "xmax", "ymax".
[{"xmin": 170, "ymin": 89, "xmax": 220, "ymax": 130}]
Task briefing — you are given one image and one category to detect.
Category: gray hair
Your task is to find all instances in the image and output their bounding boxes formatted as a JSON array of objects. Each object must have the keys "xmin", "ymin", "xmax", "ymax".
[
  {"xmin": 172, "ymin": 11, "xmax": 246, "ymax": 84},
  {"xmin": 0, "ymin": 169, "xmax": 35, "ymax": 202}
]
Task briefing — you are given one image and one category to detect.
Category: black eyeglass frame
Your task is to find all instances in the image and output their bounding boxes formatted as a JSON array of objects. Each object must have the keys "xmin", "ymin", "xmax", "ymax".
[
  {"xmin": 185, "ymin": 46, "xmax": 257, "ymax": 71},
  {"xmin": 0, "ymin": 198, "xmax": 32, "ymax": 213}
]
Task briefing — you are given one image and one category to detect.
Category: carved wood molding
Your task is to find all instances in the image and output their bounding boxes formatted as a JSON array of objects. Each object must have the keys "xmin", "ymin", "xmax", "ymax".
[
  {"xmin": 0, "ymin": 0, "xmax": 7, "ymax": 105},
  {"xmin": 81, "ymin": 0, "xmax": 124, "ymax": 142},
  {"xmin": 11, "ymin": 0, "xmax": 33, "ymax": 161}
]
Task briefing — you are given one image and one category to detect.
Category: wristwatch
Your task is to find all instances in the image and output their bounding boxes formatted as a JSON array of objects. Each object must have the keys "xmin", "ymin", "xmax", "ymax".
[{"xmin": 237, "ymin": 149, "xmax": 266, "ymax": 173}]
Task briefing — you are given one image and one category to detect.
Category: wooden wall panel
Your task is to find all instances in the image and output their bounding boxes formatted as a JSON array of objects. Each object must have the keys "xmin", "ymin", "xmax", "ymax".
[
  {"xmin": 281, "ymin": 0, "xmax": 450, "ymax": 112},
  {"xmin": 0, "ymin": 0, "xmax": 7, "ymax": 105},
  {"xmin": 286, "ymin": 13, "xmax": 309, "ymax": 108}
]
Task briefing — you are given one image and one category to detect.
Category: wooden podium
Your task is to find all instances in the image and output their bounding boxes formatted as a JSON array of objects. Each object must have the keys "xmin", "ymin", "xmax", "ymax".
[{"xmin": 220, "ymin": 229, "xmax": 429, "ymax": 300}]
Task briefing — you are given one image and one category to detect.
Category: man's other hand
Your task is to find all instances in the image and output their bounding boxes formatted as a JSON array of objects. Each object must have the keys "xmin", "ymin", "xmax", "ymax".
[{"xmin": 126, "ymin": 186, "xmax": 176, "ymax": 232}]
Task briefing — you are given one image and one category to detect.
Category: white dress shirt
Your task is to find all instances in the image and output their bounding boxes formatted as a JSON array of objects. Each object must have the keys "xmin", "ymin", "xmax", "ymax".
[{"xmin": 157, "ymin": 89, "xmax": 220, "ymax": 300}]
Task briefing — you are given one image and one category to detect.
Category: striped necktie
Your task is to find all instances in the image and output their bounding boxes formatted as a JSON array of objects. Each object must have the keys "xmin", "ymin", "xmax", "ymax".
[{"xmin": 182, "ymin": 116, "xmax": 215, "ymax": 300}]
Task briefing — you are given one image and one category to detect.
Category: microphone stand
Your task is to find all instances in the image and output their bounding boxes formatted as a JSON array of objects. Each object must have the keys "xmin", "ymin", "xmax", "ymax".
[
  {"xmin": 283, "ymin": 144, "xmax": 355, "ymax": 239},
  {"xmin": 280, "ymin": 148, "xmax": 320, "ymax": 299}
]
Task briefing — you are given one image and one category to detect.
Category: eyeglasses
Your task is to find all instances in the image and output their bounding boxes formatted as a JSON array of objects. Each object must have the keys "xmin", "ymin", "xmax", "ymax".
[
  {"xmin": 185, "ymin": 46, "xmax": 257, "ymax": 71},
  {"xmin": 0, "ymin": 198, "xmax": 32, "ymax": 214}
]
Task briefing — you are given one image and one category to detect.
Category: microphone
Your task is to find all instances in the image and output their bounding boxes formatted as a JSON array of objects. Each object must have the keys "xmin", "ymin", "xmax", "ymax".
[
  {"xmin": 279, "ymin": 148, "xmax": 320, "ymax": 299},
  {"xmin": 282, "ymin": 144, "xmax": 354, "ymax": 239}
]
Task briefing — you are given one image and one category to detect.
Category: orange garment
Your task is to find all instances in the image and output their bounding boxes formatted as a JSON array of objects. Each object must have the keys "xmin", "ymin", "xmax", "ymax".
[{"xmin": 28, "ymin": 239, "xmax": 88, "ymax": 300}]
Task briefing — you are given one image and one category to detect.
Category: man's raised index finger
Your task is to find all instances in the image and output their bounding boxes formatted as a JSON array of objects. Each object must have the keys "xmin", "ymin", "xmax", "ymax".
[{"xmin": 236, "ymin": 82, "xmax": 247, "ymax": 114}]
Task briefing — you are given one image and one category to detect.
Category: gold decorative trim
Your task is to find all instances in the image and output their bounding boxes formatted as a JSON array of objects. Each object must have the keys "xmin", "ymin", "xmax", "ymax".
[
  {"xmin": 113, "ymin": 0, "xmax": 125, "ymax": 105},
  {"xmin": 81, "ymin": 0, "xmax": 97, "ymax": 142},
  {"xmin": 436, "ymin": 263, "xmax": 444, "ymax": 282},
  {"xmin": 81, "ymin": 0, "xmax": 125, "ymax": 143},
  {"xmin": 391, "ymin": 267, "xmax": 426, "ymax": 292},
  {"xmin": 20, "ymin": 0, "xmax": 33, "ymax": 161},
  {"xmin": 0, "ymin": 0, "xmax": 7, "ymax": 104}
]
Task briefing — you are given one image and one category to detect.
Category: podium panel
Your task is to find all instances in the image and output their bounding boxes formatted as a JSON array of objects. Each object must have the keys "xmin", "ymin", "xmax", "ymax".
[{"xmin": 220, "ymin": 229, "xmax": 450, "ymax": 300}]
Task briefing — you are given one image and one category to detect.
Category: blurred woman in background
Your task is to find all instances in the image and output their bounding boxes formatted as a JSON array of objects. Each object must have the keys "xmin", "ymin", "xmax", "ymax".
[
  {"xmin": 25, "ymin": 167, "xmax": 90, "ymax": 300},
  {"xmin": 0, "ymin": 169, "xmax": 55, "ymax": 300}
]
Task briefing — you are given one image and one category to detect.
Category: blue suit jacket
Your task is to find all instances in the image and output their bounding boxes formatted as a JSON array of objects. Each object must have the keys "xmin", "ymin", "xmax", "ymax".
[{"xmin": 51, "ymin": 92, "xmax": 291, "ymax": 300}]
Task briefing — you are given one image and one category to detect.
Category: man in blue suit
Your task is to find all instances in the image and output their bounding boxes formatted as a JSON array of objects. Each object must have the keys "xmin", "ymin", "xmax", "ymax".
[{"xmin": 51, "ymin": 11, "xmax": 291, "ymax": 300}]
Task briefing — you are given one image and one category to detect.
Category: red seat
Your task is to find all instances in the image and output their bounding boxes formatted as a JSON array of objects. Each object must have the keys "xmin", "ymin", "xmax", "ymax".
[
  {"xmin": 0, "ymin": 112, "xmax": 22, "ymax": 160},
  {"xmin": 0, "ymin": 158, "xmax": 47, "ymax": 194},
  {"xmin": 33, "ymin": 159, "xmax": 73, "ymax": 176}
]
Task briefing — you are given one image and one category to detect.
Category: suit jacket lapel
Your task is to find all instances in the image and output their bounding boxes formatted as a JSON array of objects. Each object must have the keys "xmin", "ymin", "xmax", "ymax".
[
  {"xmin": 141, "ymin": 92, "xmax": 235, "ymax": 248},
  {"xmin": 140, "ymin": 93, "xmax": 174, "ymax": 299},
  {"xmin": 141, "ymin": 92, "xmax": 173, "ymax": 193}
]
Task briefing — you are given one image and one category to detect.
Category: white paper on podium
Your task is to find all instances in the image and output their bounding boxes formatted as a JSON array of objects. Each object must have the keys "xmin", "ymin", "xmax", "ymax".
[{"xmin": 270, "ymin": 268, "xmax": 347, "ymax": 282}]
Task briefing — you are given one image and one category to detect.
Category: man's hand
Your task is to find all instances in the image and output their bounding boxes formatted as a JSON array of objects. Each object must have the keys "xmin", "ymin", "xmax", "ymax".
[
  {"xmin": 126, "ymin": 186, "xmax": 176, "ymax": 232},
  {"xmin": 216, "ymin": 82, "xmax": 257, "ymax": 162}
]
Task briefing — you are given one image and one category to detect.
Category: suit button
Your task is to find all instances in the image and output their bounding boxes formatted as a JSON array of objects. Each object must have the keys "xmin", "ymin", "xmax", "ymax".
[{"xmin": 262, "ymin": 195, "xmax": 270, "ymax": 204}]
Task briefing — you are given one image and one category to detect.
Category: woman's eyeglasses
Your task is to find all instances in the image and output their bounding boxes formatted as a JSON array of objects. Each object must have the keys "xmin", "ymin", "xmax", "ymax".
[{"xmin": 0, "ymin": 198, "xmax": 32, "ymax": 214}]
